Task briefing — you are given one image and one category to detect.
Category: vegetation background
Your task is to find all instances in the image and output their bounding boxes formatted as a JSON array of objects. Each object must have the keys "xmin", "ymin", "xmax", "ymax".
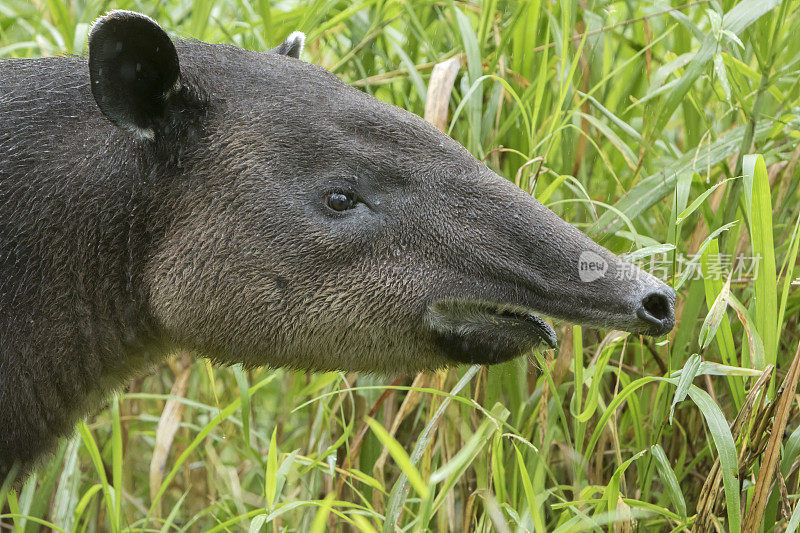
[{"xmin": 1, "ymin": 0, "xmax": 799, "ymax": 531}]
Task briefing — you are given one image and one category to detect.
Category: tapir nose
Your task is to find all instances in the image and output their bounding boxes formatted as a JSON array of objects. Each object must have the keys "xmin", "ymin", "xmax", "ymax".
[{"xmin": 636, "ymin": 288, "xmax": 676, "ymax": 335}]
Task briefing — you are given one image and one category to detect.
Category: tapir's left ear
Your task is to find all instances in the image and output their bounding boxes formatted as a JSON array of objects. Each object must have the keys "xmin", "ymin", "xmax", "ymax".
[
  {"xmin": 88, "ymin": 10, "xmax": 181, "ymax": 140},
  {"xmin": 269, "ymin": 31, "xmax": 305, "ymax": 59}
]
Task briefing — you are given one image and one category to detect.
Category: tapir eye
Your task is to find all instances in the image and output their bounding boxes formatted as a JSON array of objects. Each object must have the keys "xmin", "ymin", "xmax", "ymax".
[{"xmin": 326, "ymin": 192, "xmax": 357, "ymax": 212}]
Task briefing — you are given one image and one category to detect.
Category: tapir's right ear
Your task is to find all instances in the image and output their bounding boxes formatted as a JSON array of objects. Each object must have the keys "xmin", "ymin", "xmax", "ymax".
[
  {"xmin": 88, "ymin": 11, "xmax": 181, "ymax": 140},
  {"xmin": 269, "ymin": 31, "xmax": 305, "ymax": 59}
]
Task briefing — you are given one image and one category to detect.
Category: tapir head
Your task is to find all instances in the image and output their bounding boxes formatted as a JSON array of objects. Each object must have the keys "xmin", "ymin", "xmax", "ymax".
[{"xmin": 89, "ymin": 12, "xmax": 675, "ymax": 373}]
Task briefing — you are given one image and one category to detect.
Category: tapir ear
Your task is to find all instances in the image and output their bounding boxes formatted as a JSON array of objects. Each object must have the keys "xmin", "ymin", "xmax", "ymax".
[
  {"xmin": 269, "ymin": 31, "xmax": 305, "ymax": 59},
  {"xmin": 88, "ymin": 11, "xmax": 181, "ymax": 140}
]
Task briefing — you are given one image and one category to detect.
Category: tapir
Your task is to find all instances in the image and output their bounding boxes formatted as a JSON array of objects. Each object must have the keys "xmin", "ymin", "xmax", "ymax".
[{"xmin": 0, "ymin": 11, "xmax": 675, "ymax": 482}]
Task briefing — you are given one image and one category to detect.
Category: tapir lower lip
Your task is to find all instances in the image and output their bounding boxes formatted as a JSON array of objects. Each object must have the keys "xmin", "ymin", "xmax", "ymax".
[
  {"xmin": 486, "ymin": 308, "xmax": 558, "ymax": 349},
  {"xmin": 425, "ymin": 299, "xmax": 557, "ymax": 365}
]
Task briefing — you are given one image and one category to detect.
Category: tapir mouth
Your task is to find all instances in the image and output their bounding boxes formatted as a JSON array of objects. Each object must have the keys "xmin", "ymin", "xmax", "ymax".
[{"xmin": 424, "ymin": 299, "xmax": 558, "ymax": 365}]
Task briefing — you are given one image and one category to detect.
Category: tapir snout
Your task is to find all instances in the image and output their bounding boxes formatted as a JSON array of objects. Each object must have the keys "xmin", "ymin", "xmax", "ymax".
[{"xmin": 415, "ymin": 163, "xmax": 675, "ymax": 365}]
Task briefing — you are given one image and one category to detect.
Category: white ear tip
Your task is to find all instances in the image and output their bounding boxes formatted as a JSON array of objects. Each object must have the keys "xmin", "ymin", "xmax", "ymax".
[{"xmin": 287, "ymin": 31, "xmax": 305, "ymax": 56}]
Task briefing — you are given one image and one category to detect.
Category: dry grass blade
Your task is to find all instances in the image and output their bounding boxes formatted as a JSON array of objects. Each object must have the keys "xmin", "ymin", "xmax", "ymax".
[
  {"xmin": 693, "ymin": 365, "xmax": 774, "ymax": 533},
  {"xmin": 149, "ymin": 355, "xmax": 192, "ymax": 516},
  {"xmin": 424, "ymin": 55, "xmax": 462, "ymax": 132},
  {"xmin": 743, "ymin": 342, "xmax": 800, "ymax": 532},
  {"xmin": 614, "ymin": 496, "xmax": 635, "ymax": 533},
  {"xmin": 779, "ymin": 470, "xmax": 793, "ymax": 521},
  {"xmin": 335, "ymin": 375, "xmax": 407, "ymax": 497},
  {"xmin": 372, "ymin": 372, "xmax": 429, "ymax": 476}
]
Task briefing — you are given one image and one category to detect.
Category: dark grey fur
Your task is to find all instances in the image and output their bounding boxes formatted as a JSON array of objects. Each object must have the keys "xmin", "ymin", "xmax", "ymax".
[{"xmin": 0, "ymin": 11, "xmax": 675, "ymax": 481}]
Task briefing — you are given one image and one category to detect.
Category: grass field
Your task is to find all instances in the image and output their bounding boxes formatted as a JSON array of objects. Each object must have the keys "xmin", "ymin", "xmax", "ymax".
[{"xmin": 2, "ymin": 0, "xmax": 800, "ymax": 531}]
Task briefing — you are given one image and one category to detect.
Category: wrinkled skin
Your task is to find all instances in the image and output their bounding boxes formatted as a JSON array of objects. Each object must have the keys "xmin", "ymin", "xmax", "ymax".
[{"xmin": 0, "ymin": 11, "xmax": 674, "ymax": 482}]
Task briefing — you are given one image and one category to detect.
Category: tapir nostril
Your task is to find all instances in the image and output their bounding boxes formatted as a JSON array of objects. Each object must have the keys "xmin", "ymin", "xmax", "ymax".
[{"xmin": 641, "ymin": 292, "xmax": 671, "ymax": 322}]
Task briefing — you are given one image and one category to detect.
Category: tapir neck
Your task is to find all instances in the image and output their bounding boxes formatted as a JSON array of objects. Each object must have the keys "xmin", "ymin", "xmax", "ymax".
[
  {"xmin": 0, "ymin": 165, "xmax": 171, "ymax": 481},
  {"xmin": 0, "ymin": 56, "xmax": 174, "ymax": 480},
  {"xmin": 0, "ymin": 184, "xmax": 171, "ymax": 481}
]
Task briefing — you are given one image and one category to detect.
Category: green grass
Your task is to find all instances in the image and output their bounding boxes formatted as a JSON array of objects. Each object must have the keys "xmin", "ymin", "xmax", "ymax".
[{"xmin": 2, "ymin": 0, "xmax": 800, "ymax": 531}]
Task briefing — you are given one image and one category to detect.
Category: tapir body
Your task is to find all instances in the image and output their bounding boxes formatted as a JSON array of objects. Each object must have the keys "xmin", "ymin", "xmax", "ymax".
[{"xmin": 0, "ymin": 12, "xmax": 675, "ymax": 481}]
